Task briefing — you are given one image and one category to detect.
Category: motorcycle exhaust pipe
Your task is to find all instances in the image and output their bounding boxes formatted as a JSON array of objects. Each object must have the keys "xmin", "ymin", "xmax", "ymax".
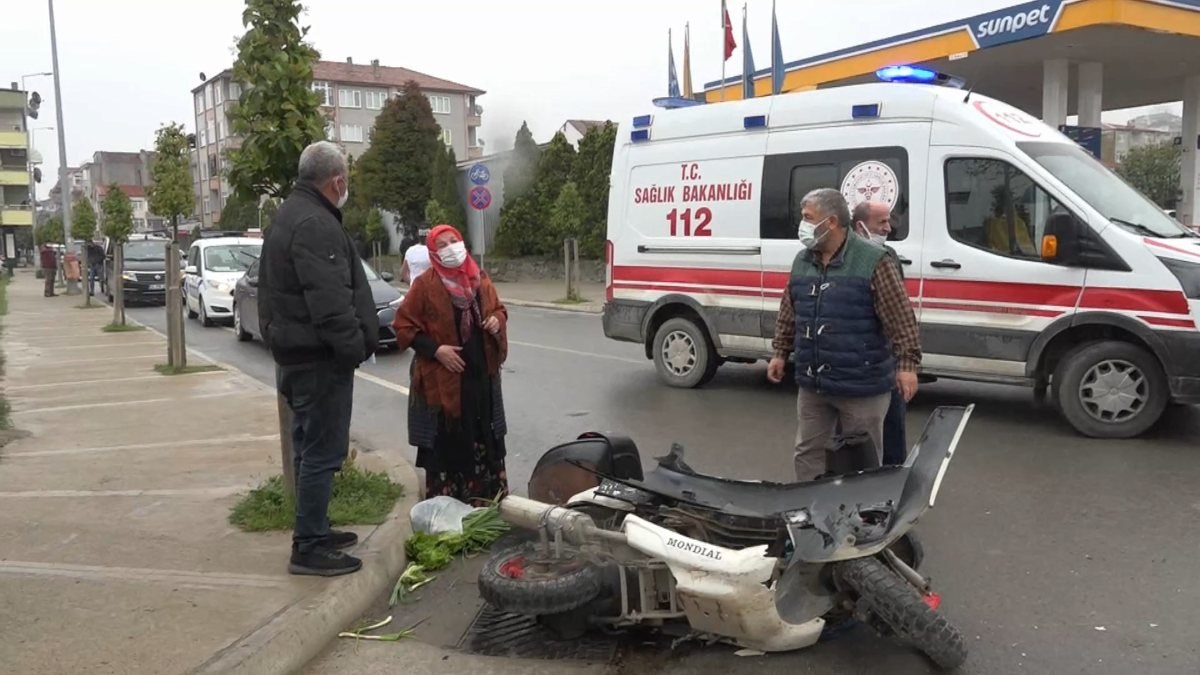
[{"xmin": 498, "ymin": 495, "xmax": 598, "ymax": 546}]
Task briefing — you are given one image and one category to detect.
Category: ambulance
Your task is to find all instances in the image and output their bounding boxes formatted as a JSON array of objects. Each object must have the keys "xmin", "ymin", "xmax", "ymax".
[{"xmin": 601, "ymin": 67, "xmax": 1200, "ymax": 439}]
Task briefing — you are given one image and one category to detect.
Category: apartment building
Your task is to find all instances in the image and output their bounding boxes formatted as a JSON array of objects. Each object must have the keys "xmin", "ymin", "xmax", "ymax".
[
  {"xmin": 191, "ymin": 58, "xmax": 485, "ymax": 229},
  {"xmin": 0, "ymin": 85, "xmax": 34, "ymax": 256}
]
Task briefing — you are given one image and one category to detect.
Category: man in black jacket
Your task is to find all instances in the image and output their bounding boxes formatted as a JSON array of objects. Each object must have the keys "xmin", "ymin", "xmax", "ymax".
[{"xmin": 258, "ymin": 141, "xmax": 379, "ymax": 577}]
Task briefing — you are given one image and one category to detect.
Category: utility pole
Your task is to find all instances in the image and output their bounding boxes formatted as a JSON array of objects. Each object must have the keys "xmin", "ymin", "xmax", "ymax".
[{"xmin": 47, "ymin": 0, "xmax": 78, "ymax": 295}]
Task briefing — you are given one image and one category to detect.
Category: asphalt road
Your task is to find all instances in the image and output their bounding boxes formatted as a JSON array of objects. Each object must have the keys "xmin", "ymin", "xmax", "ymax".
[{"xmin": 127, "ymin": 303, "xmax": 1200, "ymax": 675}]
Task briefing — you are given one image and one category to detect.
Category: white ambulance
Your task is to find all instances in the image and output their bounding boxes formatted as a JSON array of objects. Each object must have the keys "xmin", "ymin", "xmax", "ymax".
[{"xmin": 602, "ymin": 70, "xmax": 1200, "ymax": 439}]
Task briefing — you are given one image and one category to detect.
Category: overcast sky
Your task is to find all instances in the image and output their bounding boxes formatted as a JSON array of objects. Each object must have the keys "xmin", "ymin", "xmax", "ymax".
[{"xmin": 3, "ymin": 0, "xmax": 1176, "ymax": 194}]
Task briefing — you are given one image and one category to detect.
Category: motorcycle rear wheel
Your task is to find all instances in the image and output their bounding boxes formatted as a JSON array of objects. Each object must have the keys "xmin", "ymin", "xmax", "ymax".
[
  {"xmin": 479, "ymin": 542, "xmax": 604, "ymax": 617},
  {"xmin": 838, "ymin": 556, "xmax": 967, "ymax": 671}
]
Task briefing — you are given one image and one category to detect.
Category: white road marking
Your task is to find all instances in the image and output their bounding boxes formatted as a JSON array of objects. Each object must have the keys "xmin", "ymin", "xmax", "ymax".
[
  {"xmin": 6, "ymin": 434, "xmax": 280, "ymax": 459},
  {"xmin": 0, "ymin": 560, "xmax": 292, "ymax": 589},
  {"xmin": 6, "ymin": 371, "xmax": 223, "ymax": 391},
  {"xmin": 0, "ymin": 486, "xmax": 253, "ymax": 498},
  {"xmin": 355, "ymin": 370, "xmax": 409, "ymax": 395},
  {"xmin": 508, "ymin": 340, "xmax": 644, "ymax": 365}
]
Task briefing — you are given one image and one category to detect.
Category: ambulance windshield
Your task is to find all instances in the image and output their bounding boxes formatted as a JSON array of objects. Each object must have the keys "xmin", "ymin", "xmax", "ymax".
[{"xmin": 1018, "ymin": 142, "xmax": 1195, "ymax": 239}]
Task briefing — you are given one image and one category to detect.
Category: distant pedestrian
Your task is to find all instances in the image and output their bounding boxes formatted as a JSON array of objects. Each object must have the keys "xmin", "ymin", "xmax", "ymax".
[
  {"xmin": 258, "ymin": 141, "xmax": 379, "ymax": 577},
  {"xmin": 400, "ymin": 231, "xmax": 432, "ymax": 284},
  {"xmin": 767, "ymin": 188, "xmax": 921, "ymax": 480},
  {"xmin": 40, "ymin": 243, "xmax": 58, "ymax": 297},
  {"xmin": 394, "ymin": 224, "xmax": 510, "ymax": 504},
  {"xmin": 851, "ymin": 200, "xmax": 908, "ymax": 466},
  {"xmin": 86, "ymin": 241, "xmax": 104, "ymax": 296}
]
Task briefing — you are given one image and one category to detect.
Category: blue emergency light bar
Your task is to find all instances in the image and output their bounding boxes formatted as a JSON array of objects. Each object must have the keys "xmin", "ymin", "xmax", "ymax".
[
  {"xmin": 632, "ymin": 114, "xmax": 653, "ymax": 129},
  {"xmin": 875, "ymin": 65, "xmax": 966, "ymax": 89},
  {"xmin": 631, "ymin": 128, "xmax": 651, "ymax": 142},
  {"xmin": 852, "ymin": 104, "xmax": 881, "ymax": 119},
  {"xmin": 744, "ymin": 114, "xmax": 767, "ymax": 129}
]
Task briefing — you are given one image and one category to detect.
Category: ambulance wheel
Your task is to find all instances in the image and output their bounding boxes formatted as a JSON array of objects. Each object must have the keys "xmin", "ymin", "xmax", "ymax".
[
  {"xmin": 1053, "ymin": 340, "xmax": 1168, "ymax": 439},
  {"xmin": 653, "ymin": 317, "xmax": 718, "ymax": 389}
]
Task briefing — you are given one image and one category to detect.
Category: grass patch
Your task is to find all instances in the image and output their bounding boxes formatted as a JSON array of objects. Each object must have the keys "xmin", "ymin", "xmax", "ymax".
[
  {"xmin": 0, "ymin": 274, "xmax": 7, "ymax": 317},
  {"xmin": 229, "ymin": 460, "xmax": 404, "ymax": 532},
  {"xmin": 155, "ymin": 363, "xmax": 222, "ymax": 376},
  {"xmin": 102, "ymin": 323, "xmax": 145, "ymax": 333},
  {"xmin": 76, "ymin": 303, "xmax": 105, "ymax": 310},
  {"xmin": 0, "ymin": 398, "xmax": 9, "ymax": 431},
  {"xmin": 554, "ymin": 293, "xmax": 589, "ymax": 305}
]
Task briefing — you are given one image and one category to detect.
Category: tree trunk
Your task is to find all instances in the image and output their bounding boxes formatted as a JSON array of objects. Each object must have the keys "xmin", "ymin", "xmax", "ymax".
[
  {"xmin": 165, "ymin": 217, "xmax": 187, "ymax": 369},
  {"xmin": 277, "ymin": 393, "xmax": 296, "ymax": 500},
  {"xmin": 112, "ymin": 243, "xmax": 126, "ymax": 326}
]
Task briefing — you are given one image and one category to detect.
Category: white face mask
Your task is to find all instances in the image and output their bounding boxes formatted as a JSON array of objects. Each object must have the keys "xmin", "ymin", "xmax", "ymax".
[
  {"xmin": 797, "ymin": 216, "xmax": 830, "ymax": 250},
  {"xmin": 857, "ymin": 223, "xmax": 887, "ymax": 247},
  {"xmin": 438, "ymin": 241, "xmax": 468, "ymax": 268},
  {"xmin": 335, "ymin": 180, "xmax": 349, "ymax": 209}
]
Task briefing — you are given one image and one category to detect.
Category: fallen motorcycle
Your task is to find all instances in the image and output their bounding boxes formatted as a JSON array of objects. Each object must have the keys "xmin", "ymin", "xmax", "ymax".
[{"xmin": 477, "ymin": 405, "xmax": 974, "ymax": 670}]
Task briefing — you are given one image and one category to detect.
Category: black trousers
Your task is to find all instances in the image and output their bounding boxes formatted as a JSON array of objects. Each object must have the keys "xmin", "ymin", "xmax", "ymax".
[
  {"xmin": 882, "ymin": 387, "xmax": 908, "ymax": 465},
  {"xmin": 276, "ymin": 361, "xmax": 355, "ymax": 552}
]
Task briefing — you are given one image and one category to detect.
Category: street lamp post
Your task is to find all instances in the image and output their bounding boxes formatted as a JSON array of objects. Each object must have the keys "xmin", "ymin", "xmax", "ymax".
[
  {"xmin": 21, "ymin": 72, "xmax": 51, "ymax": 254},
  {"xmin": 47, "ymin": 0, "xmax": 78, "ymax": 295}
]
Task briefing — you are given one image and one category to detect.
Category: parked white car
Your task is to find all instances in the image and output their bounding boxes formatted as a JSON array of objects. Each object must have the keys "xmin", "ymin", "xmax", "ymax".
[{"xmin": 184, "ymin": 237, "xmax": 262, "ymax": 327}]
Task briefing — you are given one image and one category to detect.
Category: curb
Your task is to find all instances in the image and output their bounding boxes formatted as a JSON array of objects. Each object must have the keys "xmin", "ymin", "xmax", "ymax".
[
  {"xmin": 503, "ymin": 298, "xmax": 602, "ymax": 315},
  {"xmin": 189, "ymin": 455, "xmax": 420, "ymax": 675}
]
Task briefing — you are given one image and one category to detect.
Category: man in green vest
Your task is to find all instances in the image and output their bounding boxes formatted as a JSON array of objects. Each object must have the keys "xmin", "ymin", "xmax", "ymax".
[{"xmin": 767, "ymin": 188, "xmax": 921, "ymax": 481}]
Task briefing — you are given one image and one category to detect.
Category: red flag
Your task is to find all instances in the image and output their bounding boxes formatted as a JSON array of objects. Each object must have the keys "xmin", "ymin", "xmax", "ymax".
[{"xmin": 723, "ymin": 2, "xmax": 737, "ymax": 61}]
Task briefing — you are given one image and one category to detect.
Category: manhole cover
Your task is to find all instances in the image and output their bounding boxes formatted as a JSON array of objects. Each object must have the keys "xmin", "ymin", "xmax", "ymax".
[{"xmin": 459, "ymin": 604, "xmax": 618, "ymax": 661}]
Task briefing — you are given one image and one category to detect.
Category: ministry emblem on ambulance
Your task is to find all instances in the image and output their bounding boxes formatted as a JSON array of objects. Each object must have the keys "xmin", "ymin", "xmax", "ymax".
[{"xmin": 841, "ymin": 161, "xmax": 899, "ymax": 210}]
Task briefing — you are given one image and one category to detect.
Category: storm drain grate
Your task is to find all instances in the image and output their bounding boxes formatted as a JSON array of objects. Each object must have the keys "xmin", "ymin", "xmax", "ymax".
[{"xmin": 459, "ymin": 604, "xmax": 618, "ymax": 661}]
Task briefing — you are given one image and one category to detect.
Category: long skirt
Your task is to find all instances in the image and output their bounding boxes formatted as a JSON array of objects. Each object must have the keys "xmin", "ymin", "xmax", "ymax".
[{"xmin": 422, "ymin": 439, "xmax": 508, "ymax": 506}]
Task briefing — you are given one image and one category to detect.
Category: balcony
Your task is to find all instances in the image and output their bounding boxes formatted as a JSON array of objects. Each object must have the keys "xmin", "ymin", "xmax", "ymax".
[
  {"xmin": 467, "ymin": 146, "xmax": 484, "ymax": 160},
  {"xmin": 0, "ymin": 131, "xmax": 28, "ymax": 149},
  {"xmin": 0, "ymin": 168, "xmax": 29, "ymax": 186},
  {"xmin": 466, "ymin": 114, "xmax": 482, "ymax": 128},
  {"xmin": 0, "ymin": 205, "xmax": 33, "ymax": 227}
]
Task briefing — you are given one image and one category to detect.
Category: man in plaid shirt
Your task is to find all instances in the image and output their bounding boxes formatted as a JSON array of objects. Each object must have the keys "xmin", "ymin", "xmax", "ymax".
[{"xmin": 767, "ymin": 188, "xmax": 921, "ymax": 481}]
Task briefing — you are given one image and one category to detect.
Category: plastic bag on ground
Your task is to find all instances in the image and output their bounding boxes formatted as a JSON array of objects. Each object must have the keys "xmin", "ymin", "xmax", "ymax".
[{"xmin": 410, "ymin": 495, "xmax": 483, "ymax": 535}]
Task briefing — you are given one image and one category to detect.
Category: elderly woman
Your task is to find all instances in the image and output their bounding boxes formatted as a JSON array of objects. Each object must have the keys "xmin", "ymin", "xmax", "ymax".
[{"xmin": 394, "ymin": 225, "xmax": 509, "ymax": 503}]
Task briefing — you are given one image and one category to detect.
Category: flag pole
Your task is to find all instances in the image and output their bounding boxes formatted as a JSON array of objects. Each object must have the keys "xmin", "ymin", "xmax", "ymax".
[{"xmin": 721, "ymin": 0, "xmax": 727, "ymax": 101}]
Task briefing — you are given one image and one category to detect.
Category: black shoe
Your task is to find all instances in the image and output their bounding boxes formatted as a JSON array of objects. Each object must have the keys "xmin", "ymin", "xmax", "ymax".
[
  {"xmin": 325, "ymin": 529, "xmax": 358, "ymax": 550},
  {"xmin": 288, "ymin": 546, "xmax": 362, "ymax": 577}
]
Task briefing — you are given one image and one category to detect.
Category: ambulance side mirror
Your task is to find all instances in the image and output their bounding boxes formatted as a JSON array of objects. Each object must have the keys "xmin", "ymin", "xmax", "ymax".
[{"xmin": 1041, "ymin": 214, "xmax": 1084, "ymax": 266}]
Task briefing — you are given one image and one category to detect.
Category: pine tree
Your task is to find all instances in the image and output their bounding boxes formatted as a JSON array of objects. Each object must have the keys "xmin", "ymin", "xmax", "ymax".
[
  {"xmin": 528, "ymin": 132, "xmax": 577, "ymax": 254},
  {"xmin": 358, "ymin": 80, "xmax": 440, "ymax": 241},
  {"xmin": 494, "ymin": 122, "xmax": 543, "ymax": 257},
  {"xmin": 429, "ymin": 146, "xmax": 466, "ymax": 236},
  {"xmin": 573, "ymin": 122, "xmax": 617, "ymax": 258}
]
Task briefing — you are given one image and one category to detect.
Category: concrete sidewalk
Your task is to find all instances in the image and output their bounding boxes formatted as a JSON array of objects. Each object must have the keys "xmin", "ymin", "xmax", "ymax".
[
  {"xmin": 0, "ymin": 273, "xmax": 415, "ymax": 675},
  {"xmin": 492, "ymin": 280, "xmax": 604, "ymax": 314}
]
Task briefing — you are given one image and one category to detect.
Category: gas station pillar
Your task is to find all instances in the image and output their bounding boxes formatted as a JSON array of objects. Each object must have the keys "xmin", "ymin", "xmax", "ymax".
[
  {"xmin": 1180, "ymin": 75, "xmax": 1200, "ymax": 227},
  {"xmin": 1077, "ymin": 62, "xmax": 1103, "ymax": 128},
  {"xmin": 1042, "ymin": 58, "xmax": 1069, "ymax": 127}
]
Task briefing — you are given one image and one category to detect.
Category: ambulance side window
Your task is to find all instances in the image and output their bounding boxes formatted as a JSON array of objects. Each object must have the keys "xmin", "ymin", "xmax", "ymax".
[
  {"xmin": 944, "ymin": 158, "xmax": 1067, "ymax": 261},
  {"xmin": 761, "ymin": 147, "xmax": 909, "ymax": 241}
]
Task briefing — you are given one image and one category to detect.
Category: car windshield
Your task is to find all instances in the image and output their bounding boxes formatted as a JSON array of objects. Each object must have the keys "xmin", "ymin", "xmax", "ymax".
[
  {"xmin": 124, "ymin": 240, "xmax": 166, "ymax": 261},
  {"xmin": 204, "ymin": 244, "xmax": 261, "ymax": 272},
  {"xmin": 360, "ymin": 259, "xmax": 381, "ymax": 281},
  {"xmin": 1018, "ymin": 141, "xmax": 1196, "ymax": 239}
]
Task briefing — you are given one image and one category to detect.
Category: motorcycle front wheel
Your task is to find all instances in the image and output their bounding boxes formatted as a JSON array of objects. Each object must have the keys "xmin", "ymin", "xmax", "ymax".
[
  {"xmin": 838, "ymin": 556, "xmax": 967, "ymax": 671},
  {"xmin": 478, "ymin": 542, "xmax": 604, "ymax": 617}
]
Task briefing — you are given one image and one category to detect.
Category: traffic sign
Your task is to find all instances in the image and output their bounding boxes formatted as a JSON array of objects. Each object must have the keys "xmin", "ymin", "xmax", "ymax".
[
  {"xmin": 469, "ymin": 186, "xmax": 492, "ymax": 211},
  {"xmin": 468, "ymin": 163, "xmax": 491, "ymax": 186}
]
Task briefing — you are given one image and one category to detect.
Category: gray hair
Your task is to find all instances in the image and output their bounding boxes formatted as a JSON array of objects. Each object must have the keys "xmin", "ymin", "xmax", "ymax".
[
  {"xmin": 851, "ymin": 200, "xmax": 873, "ymax": 225},
  {"xmin": 297, "ymin": 141, "xmax": 348, "ymax": 185},
  {"xmin": 801, "ymin": 188, "xmax": 851, "ymax": 230}
]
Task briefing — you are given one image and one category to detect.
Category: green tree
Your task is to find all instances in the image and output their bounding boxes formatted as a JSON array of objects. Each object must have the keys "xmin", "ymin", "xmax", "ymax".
[
  {"xmin": 218, "ymin": 193, "xmax": 261, "ymax": 231},
  {"xmin": 38, "ymin": 215, "xmax": 64, "ymax": 245},
  {"xmin": 101, "ymin": 184, "xmax": 135, "ymax": 325},
  {"xmin": 71, "ymin": 198, "xmax": 97, "ymax": 241},
  {"xmin": 148, "ymin": 122, "xmax": 196, "ymax": 362},
  {"xmin": 358, "ymin": 81, "xmax": 440, "ymax": 241},
  {"xmin": 430, "ymin": 146, "xmax": 465, "ymax": 230},
  {"xmin": 549, "ymin": 181, "xmax": 586, "ymax": 241},
  {"xmin": 503, "ymin": 121, "xmax": 540, "ymax": 200},
  {"xmin": 1117, "ymin": 141, "xmax": 1182, "ymax": 208},
  {"xmin": 226, "ymin": 0, "xmax": 327, "ymax": 202},
  {"xmin": 493, "ymin": 122, "xmax": 542, "ymax": 257},
  {"xmin": 573, "ymin": 122, "xmax": 617, "ymax": 258},
  {"xmin": 364, "ymin": 208, "xmax": 388, "ymax": 252},
  {"xmin": 528, "ymin": 132, "xmax": 576, "ymax": 254}
]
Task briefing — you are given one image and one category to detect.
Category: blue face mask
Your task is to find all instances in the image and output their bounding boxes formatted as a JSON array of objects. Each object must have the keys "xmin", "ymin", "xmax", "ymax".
[{"xmin": 797, "ymin": 216, "xmax": 830, "ymax": 250}]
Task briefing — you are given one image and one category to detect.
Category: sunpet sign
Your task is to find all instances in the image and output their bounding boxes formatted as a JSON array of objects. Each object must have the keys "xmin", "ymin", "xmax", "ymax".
[{"xmin": 968, "ymin": 1, "xmax": 1066, "ymax": 49}]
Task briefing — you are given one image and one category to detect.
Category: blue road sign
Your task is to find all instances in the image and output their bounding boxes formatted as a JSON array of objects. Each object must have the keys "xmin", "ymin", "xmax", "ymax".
[
  {"xmin": 468, "ymin": 163, "xmax": 491, "ymax": 186},
  {"xmin": 469, "ymin": 186, "xmax": 493, "ymax": 211}
]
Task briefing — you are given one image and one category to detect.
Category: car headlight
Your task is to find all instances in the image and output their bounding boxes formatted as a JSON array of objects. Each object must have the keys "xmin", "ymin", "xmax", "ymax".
[
  {"xmin": 210, "ymin": 281, "xmax": 234, "ymax": 294},
  {"xmin": 121, "ymin": 271, "xmax": 138, "ymax": 282}
]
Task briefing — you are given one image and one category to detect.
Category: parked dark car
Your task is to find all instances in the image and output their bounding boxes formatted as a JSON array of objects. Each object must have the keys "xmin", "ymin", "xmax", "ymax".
[
  {"xmin": 102, "ymin": 234, "xmax": 174, "ymax": 305},
  {"xmin": 232, "ymin": 258, "xmax": 403, "ymax": 348}
]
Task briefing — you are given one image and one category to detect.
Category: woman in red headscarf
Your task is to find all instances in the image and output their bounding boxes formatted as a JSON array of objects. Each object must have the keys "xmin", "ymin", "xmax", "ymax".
[{"xmin": 393, "ymin": 225, "xmax": 509, "ymax": 503}]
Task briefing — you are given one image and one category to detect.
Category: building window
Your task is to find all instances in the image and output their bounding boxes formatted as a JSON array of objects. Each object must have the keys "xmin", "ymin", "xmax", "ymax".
[
  {"xmin": 439, "ymin": 127, "xmax": 452, "ymax": 146},
  {"xmin": 194, "ymin": 92, "xmax": 204, "ymax": 115},
  {"xmin": 200, "ymin": 158, "xmax": 208, "ymax": 181},
  {"xmin": 365, "ymin": 90, "xmax": 387, "ymax": 110},
  {"xmin": 428, "ymin": 95, "xmax": 451, "ymax": 114},
  {"xmin": 469, "ymin": 126, "xmax": 479, "ymax": 147},
  {"xmin": 206, "ymin": 121, "xmax": 215, "ymax": 146},
  {"xmin": 229, "ymin": 82, "xmax": 242, "ymax": 101},
  {"xmin": 338, "ymin": 88, "xmax": 362, "ymax": 109},
  {"xmin": 340, "ymin": 124, "xmax": 365, "ymax": 143},
  {"xmin": 325, "ymin": 122, "xmax": 335, "ymax": 140},
  {"xmin": 198, "ymin": 128, "xmax": 208, "ymax": 147},
  {"xmin": 944, "ymin": 157, "xmax": 1060, "ymax": 261},
  {"xmin": 313, "ymin": 81, "xmax": 333, "ymax": 107},
  {"xmin": 216, "ymin": 118, "xmax": 224, "ymax": 141},
  {"xmin": 202, "ymin": 196, "xmax": 210, "ymax": 214},
  {"xmin": 213, "ymin": 83, "xmax": 223, "ymax": 105}
]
